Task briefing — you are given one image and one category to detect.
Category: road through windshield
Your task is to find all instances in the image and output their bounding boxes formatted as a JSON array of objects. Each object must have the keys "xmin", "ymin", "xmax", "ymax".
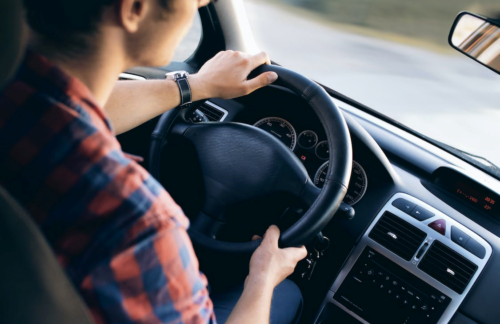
[{"xmin": 244, "ymin": 0, "xmax": 500, "ymax": 168}]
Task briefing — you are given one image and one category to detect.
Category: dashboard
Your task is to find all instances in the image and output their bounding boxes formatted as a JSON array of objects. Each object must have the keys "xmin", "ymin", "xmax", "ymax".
[
  {"xmin": 182, "ymin": 90, "xmax": 497, "ymax": 323},
  {"xmin": 117, "ymin": 70, "xmax": 500, "ymax": 324}
]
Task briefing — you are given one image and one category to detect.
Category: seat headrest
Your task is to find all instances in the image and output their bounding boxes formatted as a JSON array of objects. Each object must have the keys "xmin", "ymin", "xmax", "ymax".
[{"xmin": 0, "ymin": 0, "xmax": 27, "ymax": 89}]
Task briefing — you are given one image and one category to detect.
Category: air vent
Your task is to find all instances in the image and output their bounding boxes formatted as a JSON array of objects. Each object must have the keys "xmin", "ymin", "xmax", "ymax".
[
  {"xmin": 418, "ymin": 241, "xmax": 478, "ymax": 294},
  {"xmin": 118, "ymin": 73, "xmax": 146, "ymax": 81},
  {"xmin": 197, "ymin": 102, "xmax": 228, "ymax": 122},
  {"xmin": 369, "ymin": 212, "xmax": 427, "ymax": 261}
]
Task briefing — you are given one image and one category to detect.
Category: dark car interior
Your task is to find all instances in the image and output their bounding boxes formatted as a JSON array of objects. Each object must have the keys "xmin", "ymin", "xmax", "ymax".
[{"xmin": 2, "ymin": 1, "xmax": 500, "ymax": 324}]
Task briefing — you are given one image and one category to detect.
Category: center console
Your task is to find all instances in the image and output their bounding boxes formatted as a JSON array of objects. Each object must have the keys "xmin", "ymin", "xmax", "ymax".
[{"xmin": 315, "ymin": 193, "xmax": 491, "ymax": 324}]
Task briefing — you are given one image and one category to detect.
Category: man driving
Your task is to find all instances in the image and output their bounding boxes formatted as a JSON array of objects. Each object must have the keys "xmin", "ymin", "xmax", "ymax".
[{"xmin": 0, "ymin": 0, "xmax": 307, "ymax": 323}]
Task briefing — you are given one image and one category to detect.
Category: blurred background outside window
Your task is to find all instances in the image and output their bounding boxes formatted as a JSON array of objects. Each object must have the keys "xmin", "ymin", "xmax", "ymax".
[
  {"xmin": 244, "ymin": 0, "xmax": 500, "ymax": 167},
  {"xmin": 175, "ymin": 1, "xmax": 500, "ymax": 167},
  {"xmin": 172, "ymin": 13, "xmax": 202, "ymax": 62}
]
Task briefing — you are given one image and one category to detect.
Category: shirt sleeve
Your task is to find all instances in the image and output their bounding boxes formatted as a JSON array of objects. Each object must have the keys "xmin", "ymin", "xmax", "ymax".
[{"xmin": 79, "ymin": 200, "xmax": 216, "ymax": 324}]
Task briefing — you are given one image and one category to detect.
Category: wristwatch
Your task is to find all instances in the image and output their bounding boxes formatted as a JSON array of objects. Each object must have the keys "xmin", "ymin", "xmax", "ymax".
[{"xmin": 165, "ymin": 71, "xmax": 192, "ymax": 108}]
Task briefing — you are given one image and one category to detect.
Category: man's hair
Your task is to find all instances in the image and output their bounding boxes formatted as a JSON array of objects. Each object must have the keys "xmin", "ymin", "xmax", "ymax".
[{"xmin": 23, "ymin": 0, "xmax": 170, "ymax": 55}]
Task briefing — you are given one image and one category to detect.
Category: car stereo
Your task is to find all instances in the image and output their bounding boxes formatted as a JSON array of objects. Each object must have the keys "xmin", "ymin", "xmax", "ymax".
[{"xmin": 315, "ymin": 193, "xmax": 491, "ymax": 324}]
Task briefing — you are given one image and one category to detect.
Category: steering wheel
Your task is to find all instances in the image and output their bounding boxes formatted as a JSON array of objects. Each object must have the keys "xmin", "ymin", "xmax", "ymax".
[{"xmin": 149, "ymin": 65, "xmax": 352, "ymax": 254}]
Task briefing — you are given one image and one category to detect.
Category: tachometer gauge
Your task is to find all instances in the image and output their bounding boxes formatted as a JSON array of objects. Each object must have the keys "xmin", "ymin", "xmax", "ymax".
[
  {"xmin": 314, "ymin": 160, "xmax": 368, "ymax": 206},
  {"xmin": 254, "ymin": 117, "xmax": 297, "ymax": 150},
  {"xmin": 298, "ymin": 130, "xmax": 318, "ymax": 149},
  {"xmin": 315, "ymin": 141, "xmax": 329, "ymax": 160}
]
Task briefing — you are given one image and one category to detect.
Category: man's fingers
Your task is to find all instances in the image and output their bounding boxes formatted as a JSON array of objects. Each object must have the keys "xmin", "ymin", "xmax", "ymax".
[
  {"xmin": 263, "ymin": 225, "xmax": 280, "ymax": 245},
  {"xmin": 285, "ymin": 245, "xmax": 308, "ymax": 262},
  {"xmin": 245, "ymin": 72, "xmax": 278, "ymax": 92},
  {"xmin": 252, "ymin": 235, "xmax": 262, "ymax": 241},
  {"xmin": 249, "ymin": 51, "xmax": 271, "ymax": 66}
]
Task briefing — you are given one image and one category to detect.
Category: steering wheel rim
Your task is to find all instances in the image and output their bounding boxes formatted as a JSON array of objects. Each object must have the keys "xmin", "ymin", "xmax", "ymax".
[{"xmin": 150, "ymin": 65, "xmax": 352, "ymax": 254}]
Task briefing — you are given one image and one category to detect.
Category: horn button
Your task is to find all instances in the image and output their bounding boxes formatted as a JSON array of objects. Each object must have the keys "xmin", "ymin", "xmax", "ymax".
[{"xmin": 181, "ymin": 122, "xmax": 310, "ymax": 217}]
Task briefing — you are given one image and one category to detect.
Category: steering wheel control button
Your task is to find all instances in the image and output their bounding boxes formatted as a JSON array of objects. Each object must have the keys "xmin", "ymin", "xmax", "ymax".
[
  {"xmin": 410, "ymin": 205, "xmax": 434, "ymax": 221},
  {"xmin": 465, "ymin": 237, "xmax": 486, "ymax": 259},
  {"xmin": 451, "ymin": 226, "xmax": 470, "ymax": 247},
  {"xmin": 392, "ymin": 198, "xmax": 416, "ymax": 214},
  {"xmin": 298, "ymin": 130, "xmax": 318, "ymax": 149},
  {"xmin": 428, "ymin": 219, "xmax": 446, "ymax": 235}
]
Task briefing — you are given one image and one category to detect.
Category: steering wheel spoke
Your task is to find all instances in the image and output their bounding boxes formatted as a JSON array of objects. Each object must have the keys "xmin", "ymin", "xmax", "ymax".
[
  {"xmin": 300, "ymin": 180, "xmax": 322, "ymax": 207},
  {"xmin": 190, "ymin": 211, "xmax": 226, "ymax": 239}
]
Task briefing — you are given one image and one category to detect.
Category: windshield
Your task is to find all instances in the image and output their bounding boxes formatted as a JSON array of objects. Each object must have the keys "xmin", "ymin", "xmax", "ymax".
[{"xmin": 245, "ymin": 0, "xmax": 500, "ymax": 168}]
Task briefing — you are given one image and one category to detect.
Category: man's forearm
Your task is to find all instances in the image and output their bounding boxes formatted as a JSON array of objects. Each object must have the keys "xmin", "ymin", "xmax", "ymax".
[
  {"xmin": 105, "ymin": 51, "xmax": 277, "ymax": 135},
  {"xmin": 105, "ymin": 76, "xmax": 209, "ymax": 135},
  {"xmin": 225, "ymin": 276, "xmax": 274, "ymax": 324}
]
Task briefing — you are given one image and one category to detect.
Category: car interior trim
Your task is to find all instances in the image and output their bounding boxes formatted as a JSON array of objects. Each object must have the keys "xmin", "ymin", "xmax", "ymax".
[
  {"xmin": 317, "ymin": 192, "xmax": 492, "ymax": 324},
  {"xmin": 212, "ymin": 0, "xmax": 259, "ymax": 54},
  {"xmin": 118, "ymin": 73, "xmax": 146, "ymax": 81},
  {"xmin": 337, "ymin": 100, "xmax": 500, "ymax": 194},
  {"xmin": 204, "ymin": 101, "xmax": 229, "ymax": 121}
]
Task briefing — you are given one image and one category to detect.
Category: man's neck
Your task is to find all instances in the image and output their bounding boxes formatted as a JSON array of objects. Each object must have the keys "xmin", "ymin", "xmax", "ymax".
[{"xmin": 32, "ymin": 33, "xmax": 127, "ymax": 108}]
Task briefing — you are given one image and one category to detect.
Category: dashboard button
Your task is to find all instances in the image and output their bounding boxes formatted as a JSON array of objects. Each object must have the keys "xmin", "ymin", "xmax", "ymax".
[
  {"xmin": 410, "ymin": 205, "xmax": 434, "ymax": 221},
  {"xmin": 450, "ymin": 226, "xmax": 470, "ymax": 247},
  {"xmin": 428, "ymin": 219, "xmax": 446, "ymax": 235},
  {"xmin": 392, "ymin": 198, "xmax": 416, "ymax": 214},
  {"xmin": 464, "ymin": 237, "xmax": 486, "ymax": 259}
]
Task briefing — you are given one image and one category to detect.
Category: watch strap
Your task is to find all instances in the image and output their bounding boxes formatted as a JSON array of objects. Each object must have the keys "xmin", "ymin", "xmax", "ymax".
[{"xmin": 176, "ymin": 77, "xmax": 191, "ymax": 108}]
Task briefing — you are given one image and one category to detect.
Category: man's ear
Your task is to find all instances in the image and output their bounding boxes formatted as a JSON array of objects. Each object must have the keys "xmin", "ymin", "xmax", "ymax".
[{"xmin": 119, "ymin": 0, "xmax": 149, "ymax": 33}]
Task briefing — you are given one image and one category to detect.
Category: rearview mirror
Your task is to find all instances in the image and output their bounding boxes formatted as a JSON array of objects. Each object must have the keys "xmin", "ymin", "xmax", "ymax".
[{"xmin": 449, "ymin": 12, "xmax": 500, "ymax": 74}]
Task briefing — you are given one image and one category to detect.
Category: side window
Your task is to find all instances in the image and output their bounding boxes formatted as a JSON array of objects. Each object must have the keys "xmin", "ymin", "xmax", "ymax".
[{"xmin": 172, "ymin": 13, "xmax": 202, "ymax": 61}]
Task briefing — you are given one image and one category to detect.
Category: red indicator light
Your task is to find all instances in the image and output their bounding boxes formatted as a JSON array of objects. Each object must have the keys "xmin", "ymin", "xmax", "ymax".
[{"xmin": 301, "ymin": 155, "xmax": 307, "ymax": 161}]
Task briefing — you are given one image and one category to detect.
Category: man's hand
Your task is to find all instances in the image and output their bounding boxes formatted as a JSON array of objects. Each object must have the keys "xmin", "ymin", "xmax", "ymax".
[
  {"xmin": 223, "ymin": 225, "xmax": 306, "ymax": 324},
  {"xmin": 189, "ymin": 51, "xmax": 279, "ymax": 101},
  {"xmin": 247, "ymin": 225, "xmax": 307, "ymax": 289}
]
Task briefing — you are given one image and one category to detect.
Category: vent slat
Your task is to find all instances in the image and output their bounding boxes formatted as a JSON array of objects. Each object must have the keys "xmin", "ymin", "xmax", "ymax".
[
  {"xmin": 419, "ymin": 264, "xmax": 464, "ymax": 292},
  {"xmin": 376, "ymin": 222, "xmax": 423, "ymax": 246},
  {"xmin": 418, "ymin": 241, "xmax": 478, "ymax": 294},
  {"xmin": 198, "ymin": 103, "xmax": 225, "ymax": 121},
  {"xmin": 381, "ymin": 217, "xmax": 426, "ymax": 242},
  {"xmin": 369, "ymin": 231, "xmax": 416, "ymax": 254},
  {"xmin": 432, "ymin": 244, "xmax": 477, "ymax": 273},
  {"xmin": 369, "ymin": 212, "xmax": 427, "ymax": 261},
  {"xmin": 426, "ymin": 249, "xmax": 477, "ymax": 275},
  {"xmin": 422, "ymin": 254, "xmax": 470, "ymax": 284}
]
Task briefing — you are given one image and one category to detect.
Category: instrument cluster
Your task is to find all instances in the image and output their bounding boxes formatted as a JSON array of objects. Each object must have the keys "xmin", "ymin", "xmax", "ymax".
[{"xmin": 253, "ymin": 117, "xmax": 368, "ymax": 206}]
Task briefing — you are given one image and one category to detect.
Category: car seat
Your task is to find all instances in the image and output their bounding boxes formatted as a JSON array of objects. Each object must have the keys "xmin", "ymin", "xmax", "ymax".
[{"xmin": 0, "ymin": 1, "xmax": 95, "ymax": 323}]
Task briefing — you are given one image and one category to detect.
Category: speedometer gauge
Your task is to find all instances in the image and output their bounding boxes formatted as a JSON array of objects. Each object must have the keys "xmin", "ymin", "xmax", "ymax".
[
  {"xmin": 314, "ymin": 160, "xmax": 368, "ymax": 206},
  {"xmin": 254, "ymin": 117, "xmax": 297, "ymax": 150}
]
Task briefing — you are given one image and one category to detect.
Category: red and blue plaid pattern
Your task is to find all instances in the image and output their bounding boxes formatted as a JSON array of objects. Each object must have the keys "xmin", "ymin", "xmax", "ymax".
[{"xmin": 0, "ymin": 52, "xmax": 215, "ymax": 324}]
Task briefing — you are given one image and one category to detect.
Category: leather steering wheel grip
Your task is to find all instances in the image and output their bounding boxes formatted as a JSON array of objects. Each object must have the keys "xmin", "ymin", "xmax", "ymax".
[
  {"xmin": 150, "ymin": 64, "xmax": 352, "ymax": 253},
  {"xmin": 250, "ymin": 65, "xmax": 353, "ymax": 247}
]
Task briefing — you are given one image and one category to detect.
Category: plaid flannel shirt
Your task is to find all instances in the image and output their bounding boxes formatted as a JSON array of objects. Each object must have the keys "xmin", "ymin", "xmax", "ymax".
[{"xmin": 0, "ymin": 52, "xmax": 215, "ymax": 324}]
